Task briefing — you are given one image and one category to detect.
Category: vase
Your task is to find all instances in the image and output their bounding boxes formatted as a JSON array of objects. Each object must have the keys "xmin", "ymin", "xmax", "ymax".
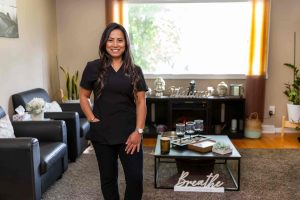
[
  {"xmin": 217, "ymin": 81, "xmax": 228, "ymax": 96},
  {"xmin": 287, "ymin": 103, "xmax": 300, "ymax": 122},
  {"xmin": 31, "ymin": 112, "xmax": 44, "ymax": 121}
]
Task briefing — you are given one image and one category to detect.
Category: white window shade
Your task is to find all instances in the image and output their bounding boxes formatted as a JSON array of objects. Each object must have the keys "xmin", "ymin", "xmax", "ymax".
[{"xmin": 124, "ymin": 0, "xmax": 252, "ymax": 77}]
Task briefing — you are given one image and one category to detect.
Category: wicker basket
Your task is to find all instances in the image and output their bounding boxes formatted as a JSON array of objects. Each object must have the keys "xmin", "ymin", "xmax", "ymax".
[{"xmin": 245, "ymin": 112, "xmax": 262, "ymax": 138}]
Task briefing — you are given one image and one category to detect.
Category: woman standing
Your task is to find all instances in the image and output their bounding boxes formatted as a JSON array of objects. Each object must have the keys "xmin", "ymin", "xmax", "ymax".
[{"xmin": 79, "ymin": 23, "xmax": 147, "ymax": 200}]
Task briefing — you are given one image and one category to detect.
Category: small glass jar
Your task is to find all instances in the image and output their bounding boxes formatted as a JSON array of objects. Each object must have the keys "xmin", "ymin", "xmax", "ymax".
[
  {"xmin": 185, "ymin": 121, "xmax": 195, "ymax": 134},
  {"xmin": 194, "ymin": 119, "xmax": 204, "ymax": 132},
  {"xmin": 176, "ymin": 123, "xmax": 185, "ymax": 136}
]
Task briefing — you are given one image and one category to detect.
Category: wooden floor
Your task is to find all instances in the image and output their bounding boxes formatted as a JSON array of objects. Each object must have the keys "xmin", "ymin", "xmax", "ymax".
[{"xmin": 143, "ymin": 133, "xmax": 300, "ymax": 149}]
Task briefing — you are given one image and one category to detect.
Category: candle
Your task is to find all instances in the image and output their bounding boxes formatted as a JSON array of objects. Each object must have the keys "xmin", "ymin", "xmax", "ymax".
[
  {"xmin": 151, "ymin": 103, "xmax": 155, "ymax": 122},
  {"xmin": 231, "ymin": 119, "xmax": 237, "ymax": 132},
  {"xmin": 221, "ymin": 103, "xmax": 225, "ymax": 123}
]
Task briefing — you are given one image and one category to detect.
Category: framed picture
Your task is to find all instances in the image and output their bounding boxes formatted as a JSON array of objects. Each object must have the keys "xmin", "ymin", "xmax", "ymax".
[{"xmin": 0, "ymin": 0, "xmax": 18, "ymax": 38}]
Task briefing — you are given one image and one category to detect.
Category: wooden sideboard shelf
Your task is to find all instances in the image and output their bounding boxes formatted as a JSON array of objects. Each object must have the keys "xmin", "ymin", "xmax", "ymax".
[{"xmin": 145, "ymin": 96, "xmax": 245, "ymax": 138}]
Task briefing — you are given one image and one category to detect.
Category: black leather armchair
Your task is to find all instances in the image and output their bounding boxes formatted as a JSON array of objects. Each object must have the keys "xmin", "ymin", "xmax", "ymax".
[
  {"xmin": 0, "ymin": 106, "xmax": 68, "ymax": 200},
  {"xmin": 59, "ymin": 103, "xmax": 90, "ymax": 152},
  {"xmin": 12, "ymin": 88, "xmax": 89, "ymax": 162}
]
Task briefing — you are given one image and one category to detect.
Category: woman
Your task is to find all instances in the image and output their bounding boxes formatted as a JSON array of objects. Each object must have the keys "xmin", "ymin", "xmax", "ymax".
[{"xmin": 79, "ymin": 23, "xmax": 147, "ymax": 200}]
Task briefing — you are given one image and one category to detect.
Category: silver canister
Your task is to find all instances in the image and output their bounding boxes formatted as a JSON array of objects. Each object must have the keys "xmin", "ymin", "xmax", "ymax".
[{"xmin": 229, "ymin": 84, "xmax": 244, "ymax": 97}]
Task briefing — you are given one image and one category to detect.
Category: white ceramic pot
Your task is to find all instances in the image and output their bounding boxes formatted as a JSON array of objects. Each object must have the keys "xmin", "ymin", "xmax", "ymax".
[
  {"xmin": 64, "ymin": 99, "xmax": 80, "ymax": 103},
  {"xmin": 217, "ymin": 81, "xmax": 228, "ymax": 96},
  {"xmin": 287, "ymin": 103, "xmax": 300, "ymax": 122},
  {"xmin": 31, "ymin": 112, "xmax": 44, "ymax": 121}
]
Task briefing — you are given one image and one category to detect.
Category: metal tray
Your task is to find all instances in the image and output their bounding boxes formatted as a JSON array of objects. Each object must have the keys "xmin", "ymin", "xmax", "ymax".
[{"xmin": 170, "ymin": 134, "xmax": 211, "ymax": 149}]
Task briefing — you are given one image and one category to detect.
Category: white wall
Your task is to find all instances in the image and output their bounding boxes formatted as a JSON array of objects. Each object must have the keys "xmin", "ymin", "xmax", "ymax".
[
  {"xmin": 264, "ymin": 0, "xmax": 300, "ymax": 127},
  {"xmin": 0, "ymin": 0, "xmax": 58, "ymax": 114}
]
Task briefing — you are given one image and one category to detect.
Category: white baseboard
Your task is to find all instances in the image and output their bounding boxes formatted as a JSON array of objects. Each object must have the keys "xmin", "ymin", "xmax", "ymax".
[
  {"xmin": 262, "ymin": 125, "xmax": 276, "ymax": 134},
  {"xmin": 262, "ymin": 124, "xmax": 300, "ymax": 134}
]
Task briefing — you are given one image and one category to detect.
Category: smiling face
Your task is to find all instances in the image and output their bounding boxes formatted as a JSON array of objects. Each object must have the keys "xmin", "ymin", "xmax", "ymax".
[{"xmin": 105, "ymin": 29, "xmax": 126, "ymax": 60}]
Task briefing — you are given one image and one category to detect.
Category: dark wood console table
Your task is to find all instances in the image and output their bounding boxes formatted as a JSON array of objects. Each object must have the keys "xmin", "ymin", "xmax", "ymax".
[{"xmin": 145, "ymin": 96, "xmax": 245, "ymax": 138}]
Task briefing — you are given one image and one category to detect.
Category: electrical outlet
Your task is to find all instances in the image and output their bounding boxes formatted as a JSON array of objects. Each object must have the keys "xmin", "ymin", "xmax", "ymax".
[{"xmin": 269, "ymin": 106, "xmax": 275, "ymax": 115}]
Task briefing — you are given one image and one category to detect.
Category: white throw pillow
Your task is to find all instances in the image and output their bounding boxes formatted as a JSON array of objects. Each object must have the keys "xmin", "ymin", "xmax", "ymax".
[
  {"xmin": 0, "ymin": 115, "xmax": 15, "ymax": 138},
  {"xmin": 45, "ymin": 101, "xmax": 62, "ymax": 112}
]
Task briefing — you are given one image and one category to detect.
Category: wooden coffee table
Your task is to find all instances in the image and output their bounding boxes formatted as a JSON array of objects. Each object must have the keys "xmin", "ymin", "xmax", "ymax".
[{"xmin": 154, "ymin": 135, "xmax": 241, "ymax": 191}]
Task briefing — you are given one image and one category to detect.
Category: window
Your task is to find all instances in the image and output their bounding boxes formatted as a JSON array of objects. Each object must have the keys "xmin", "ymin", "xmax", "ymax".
[{"xmin": 123, "ymin": 0, "xmax": 252, "ymax": 78}]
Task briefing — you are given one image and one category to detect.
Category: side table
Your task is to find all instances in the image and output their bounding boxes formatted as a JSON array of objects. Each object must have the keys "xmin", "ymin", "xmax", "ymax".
[
  {"xmin": 154, "ymin": 135, "xmax": 241, "ymax": 191},
  {"xmin": 281, "ymin": 116, "xmax": 300, "ymax": 136}
]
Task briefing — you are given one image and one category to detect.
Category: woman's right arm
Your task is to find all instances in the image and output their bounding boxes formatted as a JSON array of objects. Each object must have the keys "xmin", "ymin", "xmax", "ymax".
[{"xmin": 80, "ymin": 87, "xmax": 99, "ymax": 122}]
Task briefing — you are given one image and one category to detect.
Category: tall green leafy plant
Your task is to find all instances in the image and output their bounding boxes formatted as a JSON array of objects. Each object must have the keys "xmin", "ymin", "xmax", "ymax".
[
  {"xmin": 283, "ymin": 33, "xmax": 299, "ymax": 105},
  {"xmin": 128, "ymin": 4, "xmax": 181, "ymax": 72},
  {"xmin": 60, "ymin": 66, "xmax": 79, "ymax": 100},
  {"xmin": 283, "ymin": 63, "xmax": 300, "ymax": 105}
]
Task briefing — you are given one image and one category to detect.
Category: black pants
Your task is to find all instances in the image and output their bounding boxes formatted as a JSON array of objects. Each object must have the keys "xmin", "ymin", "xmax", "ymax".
[{"xmin": 92, "ymin": 142, "xmax": 143, "ymax": 200}]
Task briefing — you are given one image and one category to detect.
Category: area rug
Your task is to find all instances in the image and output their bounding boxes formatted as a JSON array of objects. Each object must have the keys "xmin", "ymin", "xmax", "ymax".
[{"xmin": 42, "ymin": 148, "xmax": 300, "ymax": 200}]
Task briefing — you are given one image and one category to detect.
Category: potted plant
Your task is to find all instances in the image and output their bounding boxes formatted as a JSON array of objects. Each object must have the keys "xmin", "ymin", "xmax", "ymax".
[
  {"xmin": 284, "ymin": 63, "xmax": 300, "ymax": 122},
  {"xmin": 60, "ymin": 66, "xmax": 79, "ymax": 103},
  {"xmin": 283, "ymin": 32, "xmax": 300, "ymax": 122}
]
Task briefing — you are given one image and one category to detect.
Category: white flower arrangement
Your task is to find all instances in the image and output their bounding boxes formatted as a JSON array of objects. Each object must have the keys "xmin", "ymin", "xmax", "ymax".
[{"xmin": 26, "ymin": 98, "xmax": 46, "ymax": 115}]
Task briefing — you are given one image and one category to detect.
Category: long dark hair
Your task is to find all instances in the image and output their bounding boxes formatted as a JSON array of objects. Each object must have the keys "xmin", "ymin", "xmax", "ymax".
[{"xmin": 95, "ymin": 23, "xmax": 139, "ymax": 99}]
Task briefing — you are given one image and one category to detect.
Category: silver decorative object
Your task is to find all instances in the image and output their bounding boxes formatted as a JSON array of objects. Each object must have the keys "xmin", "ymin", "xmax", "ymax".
[
  {"xmin": 229, "ymin": 84, "xmax": 244, "ymax": 96},
  {"xmin": 146, "ymin": 87, "xmax": 152, "ymax": 97},
  {"xmin": 207, "ymin": 86, "xmax": 215, "ymax": 97},
  {"xmin": 187, "ymin": 80, "xmax": 196, "ymax": 96},
  {"xmin": 154, "ymin": 77, "xmax": 165, "ymax": 97}
]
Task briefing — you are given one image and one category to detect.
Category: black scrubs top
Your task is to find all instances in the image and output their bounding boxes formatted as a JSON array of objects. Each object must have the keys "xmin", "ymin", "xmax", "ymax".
[{"xmin": 80, "ymin": 59, "xmax": 148, "ymax": 144}]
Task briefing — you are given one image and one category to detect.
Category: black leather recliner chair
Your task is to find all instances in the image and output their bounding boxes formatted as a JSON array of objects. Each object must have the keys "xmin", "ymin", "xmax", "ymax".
[
  {"xmin": 59, "ymin": 103, "xmax": 91, "ymax": 153},
  {"xmin": 12, "ymin": 88, "xmax": 89, "ymax": 162},
  {"xmin": 0, "ymin": 106, "xmax": 68, "ymax": 200}
]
